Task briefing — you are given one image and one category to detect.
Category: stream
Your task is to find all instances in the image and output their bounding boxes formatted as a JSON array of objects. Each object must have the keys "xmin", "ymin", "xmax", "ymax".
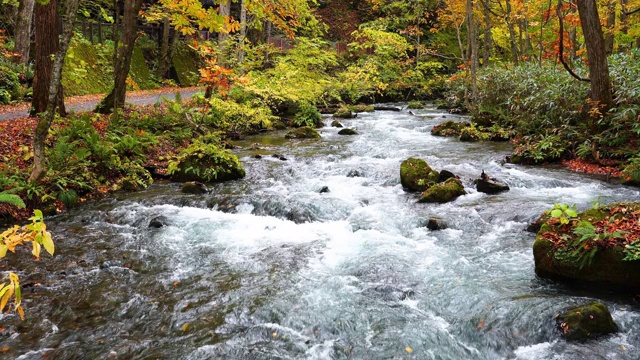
[{"xmin": 2, "ymin": 105, "xmax": 640, "ymax": 359}]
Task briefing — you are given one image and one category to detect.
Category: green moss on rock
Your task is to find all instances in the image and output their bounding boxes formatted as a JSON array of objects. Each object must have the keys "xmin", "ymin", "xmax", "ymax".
[
  {"xmin": 431, "ymin": 120, "xmax": 471, "ymax": 137},
  {"xmin": 333, "ymin": 107, "xmax": 356, "ymax": 119},
  {"xmin": 533, "ymin": 203, "xmax": 640, "ymax": 292},
  {"xmin": 338, "ymin": 128, "xmax": 358, "ymax": 135},
  {"xmin": 285, "ymin": 126, "xmax": 321, "ymax": 139},
  {"xmin": 169, "ymin": 141, "xmax": 245, "ymax": 183},
  {"xmin": 129, "ymin": 46, "xmax": 158, "ymax": 90},
  {"xmin": 418, "ymin": 178, "xmax": 466, "ymax": 203},
  {"xmin": 62, "ymin": 41, "xmax": 112, "ymax": 96},
  {"xmin": 407, "ymin": 100, "xmax": 425, "ymax": 109},
  {"xmin": 400, "ymin": 158, "xmax": 439, "ymax": 192},
  {"xmin": 556, "ymin": 302, "xmax": 617, "ymax": 341},
  {"xmin": 171, "ymin": 46, "xmax": 200, "ymax": 87}
]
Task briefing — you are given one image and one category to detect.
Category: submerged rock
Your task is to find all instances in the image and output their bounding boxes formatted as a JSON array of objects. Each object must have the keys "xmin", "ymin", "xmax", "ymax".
[
  {"xmin": 400, "ymin": 158, "xmax": 439, "ymax": 192},
  {"xmin": 556, "ymin": 302, "xmax": 618, "ymax": 341},
  {"xmin": 426, "ymin": 217, "xmax": 447, "ymax": 230},
  {"xmin": 418, "ymin": 178, "xmax": 466, "ymax": 203},
  {"xmin": 149, "ymin": 216, "xmax": 169, "ymax": 228},
  {"xmin": 347, "ymin": 169, "xmax": 363, "ymax": 177},
  {"xmin": 272, "ymin": 154, "xmax": 288, "ymax": 161},
  {"xmin": 476, "ymin": 172, "xmax": 510, "ymax": 194},
  {"xmin": 319, "ymin": 186, "xmax": 330, "ymax": 193},
  {"xmin": 331, "ymin": 120, "xmax": 344, "ymax": 128},
  {"xmin": 181, "ymin": 181, "xmax": 207, "ymax": 194},
  {"xmin": 338, "ymin": 128, "xmax": 359, "ymax": 135},
  {"xmin": 285, "ymin": 126, "xmax": 321, "ymax": 139}
]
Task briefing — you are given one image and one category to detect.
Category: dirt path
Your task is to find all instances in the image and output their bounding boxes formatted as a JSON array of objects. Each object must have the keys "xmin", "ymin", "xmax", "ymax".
[{"xmin": 0, "ymin": 87, "xmax": 202, "ymax": 121}]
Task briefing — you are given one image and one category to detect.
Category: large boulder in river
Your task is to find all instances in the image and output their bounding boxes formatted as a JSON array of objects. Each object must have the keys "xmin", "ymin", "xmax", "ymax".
[
  {"xmin": 285, "ymin": 126, "xmax": 321, "ymax": 139},
  {"xmin": 418, "ymin": 178, "xmax": 466, "ymax": 203},
  {"xmin": 400, "ymin": 158, "xmax": 440, "ymax": 192},
  {"xmin": 476, "ymin": 172, "xmax": 509, "ymax": 194},
  {"xmin": 169, "ymin": 142, "xmax": 245, "ymax": 183},
  {"xmin": 533, "ymin": 203, "xmax": 640, "ymax": 292},
  {"xmin": 431, "ymin": 120, "xmax": 470, "ymax": 137},
  {"xmin": 556, "ymin": 302, "xmax": 617, "ymax": 341},
  {"xmin": 338, "ymin": 128, "xmax": 359, "ymax": 135}
]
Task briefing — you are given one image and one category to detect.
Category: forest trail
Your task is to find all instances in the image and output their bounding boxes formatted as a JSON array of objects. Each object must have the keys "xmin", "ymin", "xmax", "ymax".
[{"xmin": 0, "ymin": 87, "xmax": 202, "ymax": 121}]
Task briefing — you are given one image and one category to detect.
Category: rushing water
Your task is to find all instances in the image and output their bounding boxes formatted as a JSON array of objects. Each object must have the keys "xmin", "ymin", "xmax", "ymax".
[{"xmin": 3, "ymin": 106, "xmax": 640, "ymax": 360}]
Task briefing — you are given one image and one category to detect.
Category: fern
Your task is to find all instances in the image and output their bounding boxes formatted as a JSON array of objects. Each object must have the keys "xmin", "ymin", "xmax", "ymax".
[{"xmin": 0, "ymin": 192, "xmax": 26, "ymax": 208}]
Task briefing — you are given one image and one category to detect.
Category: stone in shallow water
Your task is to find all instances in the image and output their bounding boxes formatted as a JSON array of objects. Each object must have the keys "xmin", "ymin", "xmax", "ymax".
[
  {"xmin": 149, "ymin": 216, "xmax": 169, "ymax": 228},
  {"xmin": 556, "ymin": 302, "xmax": 618, "ymax": 341},
  {"xmin": 338, "ymin": 128, "xmax": 359, "ymax": 135},
  {"xmin": 181, "ymin": 181, "xmax": 208, "ymax": 194},
  {"xmin": 426, "ymin": 217, "xmax": 447, "ymax": 230},
  {"xmin": 319, "ymin": 186, "xmax": 330, "ymax": 193}
]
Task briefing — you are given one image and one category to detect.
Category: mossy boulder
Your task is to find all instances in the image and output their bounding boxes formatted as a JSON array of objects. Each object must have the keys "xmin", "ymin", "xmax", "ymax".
[
  {"xmin": 171, "ymin": 45, "xmax": 200, "ymax": 86},
  {"xmin": 418, "ymin": 178, "xmax": 466, "ymax": 203},
  {"xmin": 459, "ymin": 127, "xmax": 484, "ymax": 142},
  {"xmin": 352, "ymin": 104, "xmax": 375, "ymax": 113},
  {"xmin": 333, "ymin": 107, "xmax": 356, "ymax": 119},
  {"xmin": 62, "ymin": 41, "xmax": 112, "ymax": 96},
  {"xmin": 431, "ymin": 121, "xmax": 471, "ymax": 137},
  {"xmin": 338, "ymin": 128, "xmax": 358, "ymax": 135},
  {"xmin": 285, "ymin": 126, "xmax": 321, "ymax": 139},
  {"xmin": 169, "ymin": 142, "xmax": 245, "ymax": 183},
  {"xmin": 407, "ymin": 101, "xmax": 425, "ymax": 109},
  {"xmin": 400, "ymin": 158, "xmax": 440, "ymax": 192},
  {"xmin": 331, "ymin": 120, "xmax": 344, "ymax": 128},
  {"xmin": 182, "ymin": 181, "xmax": 207, "ymax": 194},
  {"xmin": 128, "ymin": 46, "xmax": 157, "ymax": 90},
  {"xmin": 556, "ymin": 302, "xmax": 617, "ymax": 341},
  {"xmin": 533, "ymin": 204, "xmax": 640, "ymax": 292}
]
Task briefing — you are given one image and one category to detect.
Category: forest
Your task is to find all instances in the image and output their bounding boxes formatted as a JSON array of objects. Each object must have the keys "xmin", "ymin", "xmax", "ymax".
[{"xmin": 0, "ymin": 0, "xmax": 640, "ymax": 358}]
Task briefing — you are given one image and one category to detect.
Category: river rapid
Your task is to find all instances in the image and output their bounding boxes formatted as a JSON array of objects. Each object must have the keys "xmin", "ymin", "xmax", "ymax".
[{"xmin": 3, "ymin": 105, "xmax": 640, "ymax": 360}]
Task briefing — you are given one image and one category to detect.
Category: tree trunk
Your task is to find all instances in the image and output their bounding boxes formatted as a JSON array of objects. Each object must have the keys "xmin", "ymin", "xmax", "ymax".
[
  {"xmin": 604, "ymin": 0, "xmax": 616, "ymax": 54},
  {"xmin": 156, "ymin": 16, "xmax": 171, "ymax": 78},
  {"xmin": 31, "ymin": 0, "xmax": 65, "ymax": 117},
  {"xmin": 504, "ymin": 0, "xmax": 519, "ymax": 64},
  {"xmin": 576, "ymin": 0, "xmax": 614, "ymax": 113},
  {"xmin": 95, "ymin": 0, "xmax": 143, "ymax": 114},
  {"xmin": 217, "ymin": 0, "xmax": 231, "ymax": 66},
  {"xmin": 466, "ymin": 0, "xmax": 478, "ymax": 104},
  {"xmin": 238, "ymin": 0, "xmax": 247, "ymax": 64},
  {"xmin": 483, "ymin": 2, "xmax": 492, "ymax": 66},
  {"xmin": 14, "ymin": 0, "xmax": 36, "ymax": 66},
  {"xmin": 30, "ymin": 0, "xmax": 80, "ymax": 182}
]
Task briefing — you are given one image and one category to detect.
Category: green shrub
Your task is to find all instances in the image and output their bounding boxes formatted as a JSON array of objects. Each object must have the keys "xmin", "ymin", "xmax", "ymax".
[
  {"xmin": 293, "ymin": 101, "xmax": 323, "ymax": 127},
  {"xmin": 0, "ymin": 65, "xmax": 21, "ymax": 104}
]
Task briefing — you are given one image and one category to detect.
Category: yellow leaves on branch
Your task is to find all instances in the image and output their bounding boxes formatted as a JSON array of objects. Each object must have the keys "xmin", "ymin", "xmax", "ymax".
[{"xmin": 0, "ymin": 210, "xmax": 54, "ymax": 320}]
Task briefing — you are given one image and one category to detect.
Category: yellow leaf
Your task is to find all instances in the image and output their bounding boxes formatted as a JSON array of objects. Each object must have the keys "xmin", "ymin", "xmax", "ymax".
[
  {"xmin": 42, "ymin": 234, "xmax": 54, "ymax": 256},
  {"xmin": 0, "ymin": 291, "xmax": 10, "ymax": 312},
  {"xmin": 16, "ymin": 305, "xmax": 24, "ymax": 320},
  {"xmin": 405, "ymin": 347, "xmax": 413, "ymax": 353},
  {"xmin": 32, "ymin": 241, "xmax": 41, "ymax": 258},
  {"xmin": 0, "ymin": 245, "xmax": 7, "ymax": 258},
  {"xmin": 182, "ymin": 323, "xmax": 189, "ymax": 332},
  {"xmin": 271, "ymin": 332, "xmax": 277, "ymax": 338}
]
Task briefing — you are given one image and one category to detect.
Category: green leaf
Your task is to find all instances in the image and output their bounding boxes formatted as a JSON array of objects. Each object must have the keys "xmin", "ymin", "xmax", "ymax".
[
  {"xmin": 42, "ymin": 235, "xmax": 55, "ymax": 256},
  {"xmin": 550, "ymin": 209, "xmax": 563, "ymax": 218},
  {"xmin": 565, "ymin": 209, "xmax": 577, "ymax": 217}
]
